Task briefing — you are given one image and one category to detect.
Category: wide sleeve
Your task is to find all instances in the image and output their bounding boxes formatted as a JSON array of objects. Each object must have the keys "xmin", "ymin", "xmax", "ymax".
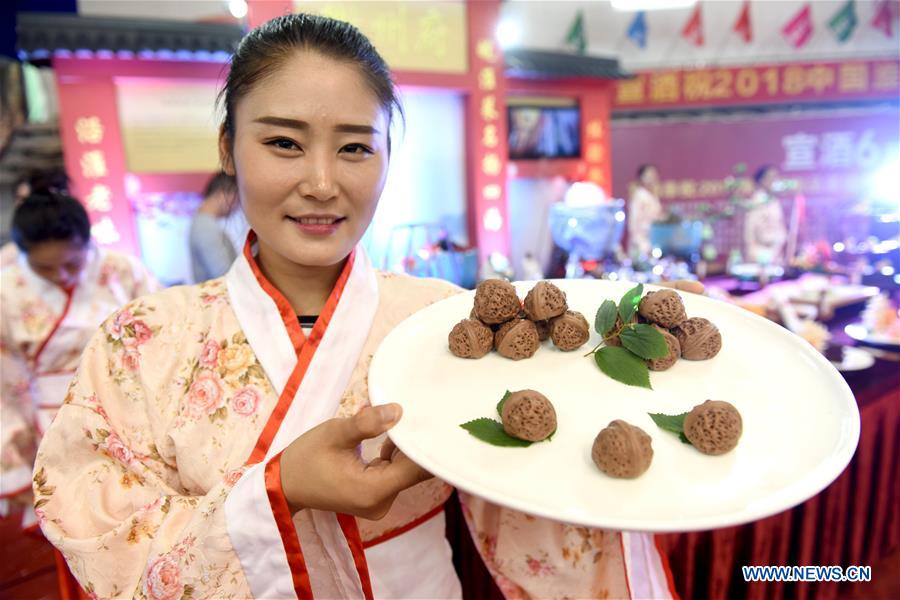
[
  {"xmin": 32, "ymin": 309, "xmax": 259, "ymax": 600},
  {"xmin": 0, "ymin": 331, "xmax": 36, "ymax": 503}
]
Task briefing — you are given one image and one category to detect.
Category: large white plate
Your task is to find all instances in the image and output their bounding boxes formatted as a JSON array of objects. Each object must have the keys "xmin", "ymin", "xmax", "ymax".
[{"xmin": 369, "ymin": 279, "xmax": 860, "ymax": 532}]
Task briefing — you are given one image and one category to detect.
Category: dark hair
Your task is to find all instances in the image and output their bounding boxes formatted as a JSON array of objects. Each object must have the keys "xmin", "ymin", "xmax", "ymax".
[
  {"xmin": 218, "ymin": 13, "xmax": 401, "ymax": 155},
  {"xmin": 16, "ymin": 169, "xmax": 70, "ymax": 196},
  {"xmin": 754, "ymin": 165, "xmax": 776, "ymax": 185},
  {"xmin": 636, "ymin": 164, "xmax": 656, "ymax": 179},
  {"xmin": 11, "ymin": 193, "xmax": 91, "ymax": 252},
  {"xmin": 203, "ymin": 171, "xmax": 237, "ymax": 199}
]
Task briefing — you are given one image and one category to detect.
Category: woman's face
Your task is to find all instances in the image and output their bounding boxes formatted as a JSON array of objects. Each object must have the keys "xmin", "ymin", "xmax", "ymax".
[
  {"xmin": 221, "ymin": 50, "xmax": 390, "ymax": 268},
  {"xmin": 26, "ymin": 239, "xmax": 89, "ymax": 289}
]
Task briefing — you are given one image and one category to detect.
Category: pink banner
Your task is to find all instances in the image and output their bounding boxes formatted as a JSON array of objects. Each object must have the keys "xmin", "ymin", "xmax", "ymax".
[{"xmin": 55, "ymin": 73, "xmax": 139, "ymax": 255}]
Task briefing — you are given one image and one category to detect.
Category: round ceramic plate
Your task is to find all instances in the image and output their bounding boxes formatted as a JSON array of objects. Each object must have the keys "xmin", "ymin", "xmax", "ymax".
[{"xmin": 369, "ymin": 279, "xmax": 860, "ymax": 532}]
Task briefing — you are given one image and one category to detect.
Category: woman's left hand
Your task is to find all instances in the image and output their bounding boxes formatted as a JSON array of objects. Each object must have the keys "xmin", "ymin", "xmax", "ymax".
[{"xmin": 657, "ymin": 279, "xmax": 705, "ymax": 295}]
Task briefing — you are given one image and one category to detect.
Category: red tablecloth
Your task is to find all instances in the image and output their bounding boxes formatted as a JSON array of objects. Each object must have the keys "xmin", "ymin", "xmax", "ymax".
[{"xmin": 446, "ymin": 358, "xmax": 899, "ymax": 599}]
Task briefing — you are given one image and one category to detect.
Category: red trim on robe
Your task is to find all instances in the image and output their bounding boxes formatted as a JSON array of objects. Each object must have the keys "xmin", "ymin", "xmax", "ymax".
[
  {"xmin": 0, "ymin": 482, "xmax": 33, "ymax": 500},
  {"xmin": 619, "ymin": 533, "xmax": 634, "ymax": 600},
  {"xmin": 244, "ymin": 235, "xmax": 356, "ymax": 464},
  {"xmin": 242, "ymin": 234, "xmax": 306, "ymax": 353},
  {"xmin": 31, "ymin": 286, "xmax": 75, "ymax": 371},
  {"xmin": 362, "ymin": 504, "xmax": 445, "ymax": 549},
  {"xmin": 240, "ymin": 234, "xmax": 371, "ymax": 596},
  {"xmin": 654, "ymin": 535, "xmax": 681, "ymax": 600},
  {"xmin": 336, "ymin": 513, "xmax": 375, "ymax": 600},
  {"xmin": 265, "ymin": 452, "xmax": 313, "ymax": 599}
]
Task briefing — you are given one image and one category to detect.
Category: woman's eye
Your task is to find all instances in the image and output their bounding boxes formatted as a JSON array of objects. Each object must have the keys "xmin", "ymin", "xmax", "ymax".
[
  {"xmin": 267, "ymin": 138, "xmax": 300, "ymax": 151},
  {"xmin": 341, "ymin": 143, "xmax": 373, "ymax": 156}
]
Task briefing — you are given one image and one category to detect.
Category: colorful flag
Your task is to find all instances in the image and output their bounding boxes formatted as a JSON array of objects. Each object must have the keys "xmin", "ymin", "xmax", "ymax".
[
  {"xmin": 782, "ymin": 3, "xmax": 814, "ymax": 48},
  {"xmin": 681, "ymin": 3, "xmax": 704, "ymax": 46},
  {"xmin": 733, "ymin": 0, "xmax": 752, "ymax": 43},
  {"xmin": 566, "ymin": 10, "xmax": 587, "ymax": 55},
  {"xmin": 828, "ymin": 0, "xmax": 858, "ymax": 43},
  {"xmin": 871, "ymin": 0, "xmax": 895, "ymax": 38},
  {"xmin": 627, "ymin": 11, "xmax": 648, "ymax": 48}
]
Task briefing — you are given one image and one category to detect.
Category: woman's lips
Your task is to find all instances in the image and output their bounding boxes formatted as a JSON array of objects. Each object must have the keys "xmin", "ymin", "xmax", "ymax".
[{"xmin": 287, "ymin": 215, "xmax": 346, "ymax": 236}]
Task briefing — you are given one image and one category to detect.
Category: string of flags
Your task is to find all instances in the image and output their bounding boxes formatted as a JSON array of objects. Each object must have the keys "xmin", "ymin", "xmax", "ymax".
[{"xmin": 604, "ymin": 0, "xmax": 897, "ymax": 53}]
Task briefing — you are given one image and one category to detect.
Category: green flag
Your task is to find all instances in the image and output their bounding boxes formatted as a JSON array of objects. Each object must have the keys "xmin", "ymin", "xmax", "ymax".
[
  {"xmin": 566, "ymin": 10, "xmax": 587, "ymax": 55},
  {"xmin": 828, "ymin": 0, "xmax": 858, "ymax": 43}
]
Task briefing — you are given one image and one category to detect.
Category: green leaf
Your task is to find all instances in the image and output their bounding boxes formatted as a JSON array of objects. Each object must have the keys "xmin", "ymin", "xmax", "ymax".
[
  {"xmin": 595, "ymin": 300, "xmax": 618, "ymax": 336},
  {"xmin": 496, "ymin": 390, "xmax": 512, "ymax": 417},
  {"xmin": 620, "ymin": 324, "xmax": 669, "ymax": 360},
  {"xmin": 618, "ymin": 284, "xmax": 643, "ymax": 323},
  {"xmin": 459, "ymin": 418, "xmax": 532, "ymax": 447},
  {"xmin": 648, "ymin": 412, "xmax": 692, "ymax": 445},
  {"xmin": 593, "ymin": 346, "xmax": 651, "ymax": 389}
]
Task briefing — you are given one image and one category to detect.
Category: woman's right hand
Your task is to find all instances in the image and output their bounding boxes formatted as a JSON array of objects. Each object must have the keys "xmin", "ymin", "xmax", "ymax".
[{"xmin": 279, "ymin": 403, "xmax": 432, "ymax": 520}]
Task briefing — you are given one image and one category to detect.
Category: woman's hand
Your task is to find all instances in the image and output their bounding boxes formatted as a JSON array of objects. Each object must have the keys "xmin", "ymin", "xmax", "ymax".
[
  {"xmin": 658, "ymin": 279, "xmax": 705, "ymax": 295},
  {"xmin": 279, "ymin": 404, "xmax": 431, "ymax": 520}
]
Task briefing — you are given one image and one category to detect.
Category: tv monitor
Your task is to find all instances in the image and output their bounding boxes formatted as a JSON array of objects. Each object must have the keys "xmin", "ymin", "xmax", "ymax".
[{"xmin": 507, "ymin": 101, "xmax": 581, "ymax": 160}]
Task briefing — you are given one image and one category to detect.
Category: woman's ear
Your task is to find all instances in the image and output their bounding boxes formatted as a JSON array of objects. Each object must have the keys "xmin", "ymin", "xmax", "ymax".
[{"xmin": 219, "ymin": 125, "xmax": 236, "ymax": 176}]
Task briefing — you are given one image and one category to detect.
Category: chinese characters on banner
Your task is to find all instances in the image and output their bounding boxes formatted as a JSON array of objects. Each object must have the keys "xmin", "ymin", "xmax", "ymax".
[
  {"xmin": 467, "ymin": 0, "xmax": 510, "ymax": 264},
  {"xmin": 580, "ymin": 89, "xmax": 613, "ymax": 194},
  {"xmin": 615, "ymin": 60, "xmax": 900, "ymax": 110},
  {"xmin": 54, "ymin": 65, "xmax": 139, "ymax": 255}
]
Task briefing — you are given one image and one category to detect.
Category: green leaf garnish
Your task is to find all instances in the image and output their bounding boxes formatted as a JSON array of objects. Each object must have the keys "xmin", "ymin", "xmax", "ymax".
[
  {"xmin": 648, "ymin": 412, "xmax": 692, "ymax": 444},
  {"xmin": 459, "ymin": 418, "xmax": 533, "ymax": 447},
  {"xmin": 594, "ymin": 346, "xmax": 651, "ymax": 389},
  {"xmin": 620, "ymin": 324, "xmax": 669, "ymax": 360},
  {"xmin": 496, "ymin": 390, "xmax": 512, "ymax": 417},
  {"xmin": 618, "ymin": 284, "xmax": 643, "ymax": 323},
  {"xmin": 595, "ymin": 299, "xmax": 618, "ymax": 336}
]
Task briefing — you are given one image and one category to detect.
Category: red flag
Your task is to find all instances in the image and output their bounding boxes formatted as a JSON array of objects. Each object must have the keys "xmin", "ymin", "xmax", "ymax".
[
  {"xmin": 871, "ymin": 0, "xmax": 896, "ymax": 38},
  {"xmin": 782, "ymin": 3, "xmax": 814, "ymax": 48},
  {"xmin": 681, "ymin": 3, "xmax": 704, "ymax": 46},
  {"xmin": 733, "ymin": 1, "xmax": 752, "ymax": 43}
]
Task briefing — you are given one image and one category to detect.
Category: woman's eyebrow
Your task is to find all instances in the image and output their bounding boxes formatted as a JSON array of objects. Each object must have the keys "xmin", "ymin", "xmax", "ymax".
[{"xmin": 253, "ymin": 116, "xmax": 379, "ymax": 135}]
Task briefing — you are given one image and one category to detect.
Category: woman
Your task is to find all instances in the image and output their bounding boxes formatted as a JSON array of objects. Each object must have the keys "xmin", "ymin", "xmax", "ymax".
[
  {"xmin": 34, "ymin": 15, "xmax": 680, "ymax": 599},
  {"xmin": 628, "ymin": 164, "xmax": 664, "ymax": 259},
  {"xmin": 189, "ymin": 171, "xmax": 240, "ymax": 283},
  {"xmin": 1, "ymin": 193, "xmax": 156, "ymax": 528},
  {"xmin": 744, "ymin": 165, "xmax": 787, "ymax": 265}
]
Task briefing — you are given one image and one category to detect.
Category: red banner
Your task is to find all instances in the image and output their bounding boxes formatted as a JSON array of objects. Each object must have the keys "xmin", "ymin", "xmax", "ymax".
[
  {"xmin": 614, "ymin": 59, "xmax": 900, "ymax": 110},
  {"xmin": 55, "ymin": 65, "xmax": 139, "ymax": 255}
]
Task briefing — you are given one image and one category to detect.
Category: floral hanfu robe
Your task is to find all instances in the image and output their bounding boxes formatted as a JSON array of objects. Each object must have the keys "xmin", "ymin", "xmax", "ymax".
[
  {"xmin": 1, "ymin": 247, "xmax": 157, "ymax": 527},
  {"xmin": 33, "ymin": 238, "xmax": 677, "ymax": 599}
]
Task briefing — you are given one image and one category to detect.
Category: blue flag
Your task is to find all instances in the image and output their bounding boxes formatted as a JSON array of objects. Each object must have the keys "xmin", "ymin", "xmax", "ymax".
[{"xmin": 627, "ymin": 11, "xmax": 648, "ymax": 48}]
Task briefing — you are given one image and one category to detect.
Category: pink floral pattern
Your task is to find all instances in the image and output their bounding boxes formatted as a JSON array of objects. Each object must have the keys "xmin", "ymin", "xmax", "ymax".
[
  {"xmin": 199, "ymin": 340, "xmax": 220, "ymax": 369},
  {"xmin": 101, "ymin": 432, "xmax": 134, "ymax": 465},
  {"xmin": 186, "ymin": 371, "xmax": 225, "ymax": 417},
  {"xmin": 230, "ymin": 386, "xmax": 259, "ymax": 417},
  {"xmin": 143, "ymin": 553, "xmax": 184, "ymax": 600}
]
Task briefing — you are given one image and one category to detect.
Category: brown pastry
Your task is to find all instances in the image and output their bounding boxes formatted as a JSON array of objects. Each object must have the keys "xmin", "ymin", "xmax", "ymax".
[
  {"xmin": 549, "ymin": 310, "xmax": 590, "ymax": 351},
  {"xmin": 672, "ymin": 317, "xmax": 722, "ymax": 360},
  {"xmin": 638, "ymin": 289, "xmax": 688, "ymax": 329},
  {"xmin": 523, "ymin": 281, "xmax": 567, "ymax": 321},
  {"xmin": 534, "ymin": 319, "xmax": 551, "ymax": 342},
  {"xmin": 473, "ymin": 279, "xmax": 521, "ymax": 324},
  {"xmin": 647, "ymin": 325, "xmax": 681, "ymax": 371},
  {"xmin": 448, "ymin": 319, "xmax": 493, "ymax": 359},
  {"xmin": 591, "ymin": 420, "xmax": 653, "ymax": 479},
  {"xmin": 501, "ymin": 389, "xmax": 557, "ymax": 442},
  {"xmin": 494, "ymin": 318, "xmax": 540, "ymax": 360},
  {"xmin": 684, "ymin": 400, "xmax": 742, "ymax": 455}
]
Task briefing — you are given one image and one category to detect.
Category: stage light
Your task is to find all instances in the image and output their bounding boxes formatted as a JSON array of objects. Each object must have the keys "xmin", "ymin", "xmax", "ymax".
[
  {"xmin": 611, "ymin": 0, "xmax": 697, "ymax": 11},
  {"xmin": 229, "ymin": 0, "xmax": 248, "ymax": 19},
  {"xmin": 833, "ymin": 242, "xmax": 845, "ymax": 252},
  {"xmin": 871, "ymin": 152, "xmax": 900, "ymax": 204},
  {"xmin": 496, "ymin": 18, "xmax": 522, "ymax": 49}
]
